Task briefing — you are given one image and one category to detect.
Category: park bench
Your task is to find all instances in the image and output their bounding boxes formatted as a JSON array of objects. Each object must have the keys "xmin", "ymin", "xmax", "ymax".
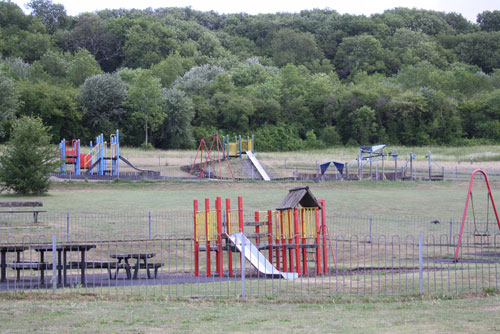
[
  {"xmin": 0, "ymin": 202, "xmax": 46, "ymax": 224},
  {"xmin": 7, "ymin": 261, "xmax": 52, "ymax": 281}
]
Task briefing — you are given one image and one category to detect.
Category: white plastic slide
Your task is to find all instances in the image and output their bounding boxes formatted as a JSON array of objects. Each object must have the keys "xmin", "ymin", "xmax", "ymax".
[
  {"xmin": 226, "ymin": 232, "xmax": 298, "ymax": 280},
  {"xmin": 245, "ymin": 151, "xmax": 271, "ymax": 181}
]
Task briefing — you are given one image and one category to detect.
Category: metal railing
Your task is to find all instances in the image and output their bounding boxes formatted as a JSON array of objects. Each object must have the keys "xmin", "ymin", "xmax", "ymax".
[{"xmin": 0, "ymin": 230, "xmax": 498, "ymax": 297}]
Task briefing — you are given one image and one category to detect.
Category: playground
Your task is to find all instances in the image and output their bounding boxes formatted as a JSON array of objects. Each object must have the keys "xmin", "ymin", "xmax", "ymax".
[
  {"xmin": 0, "ymin": 169, "xmax": 498, "ymax": 299},
  {"xmin": 53, "ymin": 137, "xmax": 500, "ymax": 184}
]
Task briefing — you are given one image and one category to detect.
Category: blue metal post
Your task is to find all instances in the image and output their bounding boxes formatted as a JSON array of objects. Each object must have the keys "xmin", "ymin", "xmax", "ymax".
[
  {"xmin": 75, "ymin": 139, "xmax": 81, "ymax": 175},
  {"xmin": 239, "ymin": 135, "xmax": 242, "ymax": 159},
  {"xmin": 59, "ymin": 139, "xmax": 66, "ymax": 174},
  {"xmin": 115, "ymin": 129, "xmax": 120, "ymax": 176}
]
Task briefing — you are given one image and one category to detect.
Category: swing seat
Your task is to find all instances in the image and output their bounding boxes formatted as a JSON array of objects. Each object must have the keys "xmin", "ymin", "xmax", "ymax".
[{"xmin": 473, "ymin": 232, "xmax": 490, "ymax": 245}]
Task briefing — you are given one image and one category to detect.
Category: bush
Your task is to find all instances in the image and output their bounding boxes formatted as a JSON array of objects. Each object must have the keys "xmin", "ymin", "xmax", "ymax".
[{"xmin": 0, "ymin": 116, "xmax": 59, "ymax": 194}]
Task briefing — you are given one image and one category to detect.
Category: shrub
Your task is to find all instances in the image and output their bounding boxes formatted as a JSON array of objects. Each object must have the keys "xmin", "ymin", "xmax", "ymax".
[{"xmin": 0, "ymin": 116, "xmax": 59, "ymax": 194}]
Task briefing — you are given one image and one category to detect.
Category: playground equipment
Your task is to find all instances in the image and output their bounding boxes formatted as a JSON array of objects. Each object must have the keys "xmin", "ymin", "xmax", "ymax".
[
  {"xmin": 358, "ymin": 145, "xmax": 399, "ymax": 181},
  {"xmin": 454, "ymin": 169, "xmax": 500, "ymax": 261},
  {"xmin": 189, "ymin": 133, "xmax": 234, "ymax": 180},
  {"xmin": 60, "ymin": 130, "xmax": 120, "ymax": 176},
  {"xmin": 193, "ymin": 186, "xmax": 335, "ymax": 279},
  {"xmin": 222, "ymin": 135, "xmax": 254, "ymax": 158},
  {"xmin": 246, "ymin": 150, "xmax": 270, "ymax": 181}
]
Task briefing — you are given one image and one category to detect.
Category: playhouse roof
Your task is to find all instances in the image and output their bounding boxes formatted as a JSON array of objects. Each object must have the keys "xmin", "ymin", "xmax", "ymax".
[{"xmin": 276, "ymin": 186, "xmax": 322, "ymax": 211}]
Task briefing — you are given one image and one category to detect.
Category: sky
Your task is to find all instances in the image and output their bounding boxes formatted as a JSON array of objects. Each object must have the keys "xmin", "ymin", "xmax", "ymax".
[{"xmin": 10, "ymin": 0, "xmax": 500, "ymax": 23}]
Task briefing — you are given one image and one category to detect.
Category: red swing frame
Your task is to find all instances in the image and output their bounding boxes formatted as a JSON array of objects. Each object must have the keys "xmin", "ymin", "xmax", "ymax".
[{"xmin": 454, "ymin": 169, "xmax": 500, "ymax": 261}]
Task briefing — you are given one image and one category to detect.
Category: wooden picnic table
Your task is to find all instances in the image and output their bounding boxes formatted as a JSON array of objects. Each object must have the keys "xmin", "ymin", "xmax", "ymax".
[
  {"xmin": 0, "ymin": 245, "xmax": 29, "ymax": 282},
  {"xmin": 109, "ymin": 253, "xmax": 160, "ymax": 279},
  {"xmin": 32, "ymin": 244, "xmax": 96, "ymax": 286}
]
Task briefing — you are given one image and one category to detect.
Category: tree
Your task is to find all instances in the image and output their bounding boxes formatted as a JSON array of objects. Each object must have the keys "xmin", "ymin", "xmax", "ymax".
[
  {"xmin": 477, "ymin": 10, "xmax": 500, "ymax": 32},
  {"xmin": 67, "ymin": 49, "xmax": 102, "ymax": 86},
  {"xmin": 157, "ymin": 88, "xmax": 194, "ymax": 149},
  {"xmin": 28, "ymin": 0, "xmax": 68, "ymax": 33},
  {"xmin": 0, "ymin": 74, "xmax": 20, "ymax": 138},
  {"xmin": 0, "ymin": 116, "xmax": 59, "ymax": 194},
  {"xmin": 125, "ymin": 70, "xmax": 164, "ymax": 146},
  {"xmin": 78, "ymin": 73, "xmax": 127, "ymax": 137},
  {"xmin": 334, "ymin": 34, "xmax": 387, "ymax": 78},
  {"xmin": 269, "ymin": 28, "xmax": 324, "ymax": 67}
]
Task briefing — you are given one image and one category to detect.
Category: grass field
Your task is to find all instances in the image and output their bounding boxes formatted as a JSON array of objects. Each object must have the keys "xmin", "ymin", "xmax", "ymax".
[
  {"xmin": 0, "ymin": 179, "xmax": 489, "ymax": 217},
  {"xmin": 0, "ymin": 293, "xmax": 498, "ymax": 333}
]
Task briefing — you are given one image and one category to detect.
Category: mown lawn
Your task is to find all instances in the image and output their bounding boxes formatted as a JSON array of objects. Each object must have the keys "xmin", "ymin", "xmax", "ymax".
[{"xmin": 0, "ymin": 293, "xmax": 498, "ymax": 333}]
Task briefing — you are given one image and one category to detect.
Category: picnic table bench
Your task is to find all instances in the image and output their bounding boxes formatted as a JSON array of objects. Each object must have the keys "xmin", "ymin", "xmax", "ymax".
[
  {"xmin": 0, "ymin": 202, "xmax": 46, "ymax": 224},
  {"xmin": 110, "ymin": 253, "xmax": 163, "ymax": 279}
]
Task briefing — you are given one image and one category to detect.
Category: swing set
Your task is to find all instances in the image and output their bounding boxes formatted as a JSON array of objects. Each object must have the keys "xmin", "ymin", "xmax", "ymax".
[{"xmin": 454, "ymin": 169, "xmax": 500, "ymax": 261}]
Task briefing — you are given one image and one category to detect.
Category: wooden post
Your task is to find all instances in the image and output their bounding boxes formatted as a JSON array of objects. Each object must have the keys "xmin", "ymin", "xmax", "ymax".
[
  {"xmin": 294, "ymin": 208, "xmax": 301, "ymax": 275},
  {"xmin": 281, "ymin": 211, "xmax": 287, "ymax": 272},
  {"xmin": 194, "ymin": 199, "xmax": 199, "ymax": 277},
  {"xmin": 410, "ymin": 153, "xmax": 413, "ymax": 180},
  {"xmin": 301, "ymin": 209, "xmax": 308, "ymax": 276}
]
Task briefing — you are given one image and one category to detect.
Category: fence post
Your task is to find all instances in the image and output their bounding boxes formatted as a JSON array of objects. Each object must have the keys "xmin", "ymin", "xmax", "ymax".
[
  {"xmin": 369, "ymin": 216, "xmax": 373, "ymax": 242},
  {"xmin": 148, "ymin": 211, "xmax": 152, "ymax": 240},
  {"xmin": 418, "ymin": 235, "xmax": 423, "ymax": 295},
  {"xmin": 241, "ymin": 237, "xmax": 246, "ymax": 297},
  {"xmin": 66, "ymin": 212, "xmax": 70, "ymax": 242},
  {"xmin": 449, "ymin": 218, "xmax": 453, "ymax": 244},
  {"xmin": 52, "ymin": 234, "xmax": 57, "ymax": 293}
]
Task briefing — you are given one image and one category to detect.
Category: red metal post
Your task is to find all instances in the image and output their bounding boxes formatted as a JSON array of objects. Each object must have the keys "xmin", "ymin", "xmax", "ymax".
[
  {"xmin": 238, "ymin": 196, "xmax": 244, "ymax": 233},
  {"xmin": 320, "ymin": 200, "xmax": 328, "ymax": 274},
  {"xmin": 267, "ymin": 210, "xmax": 273, "ymax": 265},
  {"xmin": 194, "ymin": 199, "xmax": 199, "ymax": 277},
  {"xmin": 216, "ymin": 197, "xmax": 222, "ymax": 277},
  {"xmin": 294, "ymin": 208, "xmax": 301, "ymax": 276},
  {"xmin": 288, "ymin": 210, "xmax": 294, "ymax": 273},
  {"xmin": 455, "ymin": 169, "xmax": 500, "ymax": 260},
  {"xmin": 226, "ymin": 198, "xmax": 233, "ymax": 276},
  {"xmin": 315, "ymin": 207, "xmax": 322, "ymax": 275},
  {"xmin": 205, "ymin": 198, "xmax": 211, "ymax": 277},
  {"xmin": 255, "ymin": 211, "xmax": 260, "ymax": 246}
]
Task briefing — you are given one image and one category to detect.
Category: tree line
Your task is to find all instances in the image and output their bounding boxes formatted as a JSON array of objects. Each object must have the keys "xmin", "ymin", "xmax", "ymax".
[{"xmin": 1, "ymin": 0, "xmax": 500, "ymax": 151}]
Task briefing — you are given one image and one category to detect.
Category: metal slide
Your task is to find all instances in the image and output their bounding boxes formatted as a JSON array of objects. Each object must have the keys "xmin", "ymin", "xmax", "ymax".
[
  {"xmin": 245, "ymin": 151, "xmax": 271, "ymax": 181},
  {"xmin": 226, "ymin": 233, "xmax": 298, "ymax": 280}
]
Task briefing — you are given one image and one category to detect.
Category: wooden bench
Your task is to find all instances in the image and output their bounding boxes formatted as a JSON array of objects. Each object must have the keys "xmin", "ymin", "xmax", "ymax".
[
  {"xmin": 7, "ymin": 261, "xmax": 52, "ymax": 281},
  {"xmin": 0, "ymin": 202, "xmax": 46, "ymax": 224},
  {"xmin": 68, "ymin": 261, "xmax": 130, "ymax": 279},
  {"xmin": 139, "ymin": 262, "xmax": 163, "ymax": 279}
]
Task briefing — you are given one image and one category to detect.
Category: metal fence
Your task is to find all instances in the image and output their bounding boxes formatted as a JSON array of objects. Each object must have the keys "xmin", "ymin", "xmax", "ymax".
[
  {"xmin": 1, "ymin": 210, "xmax": 499, "ymax": 297},
  {"xmin": 0, "ymin": 211, "xmax": 493, "ymax": 243},
  {"xmin": 0, "ymin": 232, "xmax": 498, "ymax": 297}
]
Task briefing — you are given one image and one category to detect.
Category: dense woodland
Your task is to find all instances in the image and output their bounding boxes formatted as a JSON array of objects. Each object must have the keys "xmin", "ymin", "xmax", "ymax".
[{"xmin": 1, "ymin": 0, "xmax": 500, "ymax": 150}]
